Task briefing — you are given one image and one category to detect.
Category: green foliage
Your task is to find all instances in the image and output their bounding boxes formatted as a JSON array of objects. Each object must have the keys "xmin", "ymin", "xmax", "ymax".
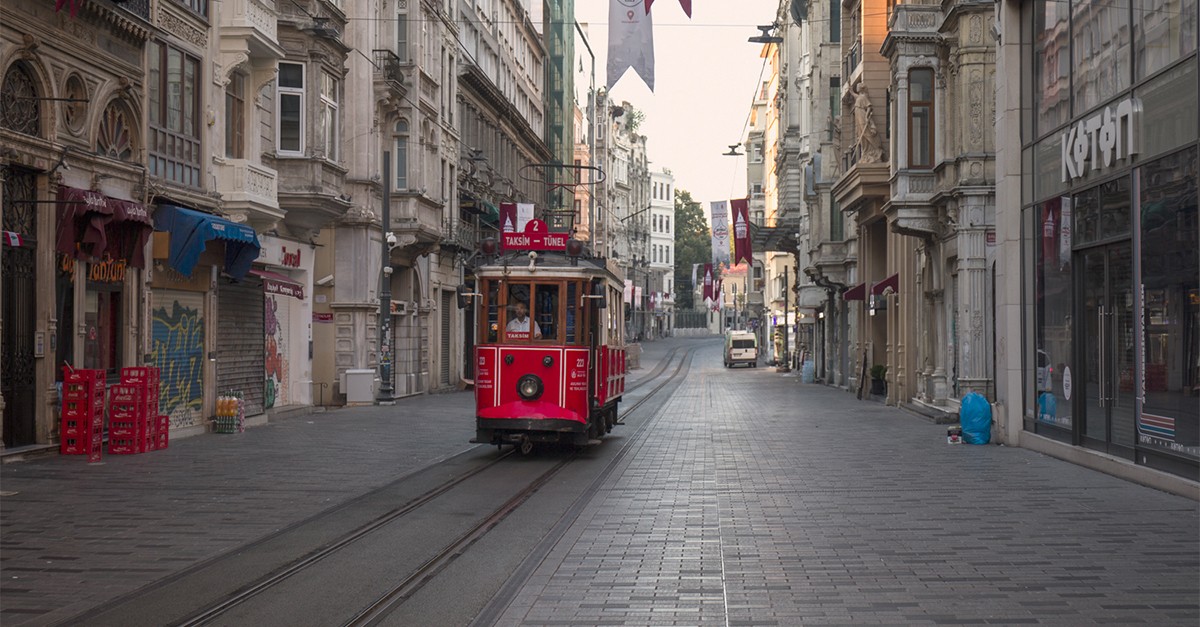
[
  {"xmin": 870, "ymin": 364, "xmax": 888, "ymax": 380},
  {"xmin": 626, "ymin": 108, "xmax": 646, "ymax": 133},
  {"xmin": 672, "ymin": 188, "xmax": 713, "ymax": 310}
]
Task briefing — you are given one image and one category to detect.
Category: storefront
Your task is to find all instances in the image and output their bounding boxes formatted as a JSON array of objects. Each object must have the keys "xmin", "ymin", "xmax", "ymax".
[
  {"xmin": 151, "ymin": 205, "xmax": 261, "ymax": 430},
  {"xmin": 1021, "ymin": 0, "xmax": 1198, "ymax": 478},
  {"xmin": 254, "ymin": 234, "xmax": 313, "ymax": 409}
]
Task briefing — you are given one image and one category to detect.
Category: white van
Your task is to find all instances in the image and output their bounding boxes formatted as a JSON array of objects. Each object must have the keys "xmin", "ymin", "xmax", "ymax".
[{"xmin": 724, "ymin": 330, "xmax": 758, "ymax": 368}]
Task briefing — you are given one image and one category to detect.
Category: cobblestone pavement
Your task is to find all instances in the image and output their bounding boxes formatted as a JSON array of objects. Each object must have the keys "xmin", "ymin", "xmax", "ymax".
[
  {"xmin": 0, "ymin": 339, "xmax": 686, "ymax": 626},
  {"xmin": 2, "ymin": 338, "xmax": 1197, "ymax": 626},
  {"xmin": 493, "ymin": 343, "xmax": 1200, "ymax": 626}
]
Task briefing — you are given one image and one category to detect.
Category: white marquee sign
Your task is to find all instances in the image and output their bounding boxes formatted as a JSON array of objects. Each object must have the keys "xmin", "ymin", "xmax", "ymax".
[{"xmin": 1061, "ymin": 97, "xmax": 1142, "ymax": 183}]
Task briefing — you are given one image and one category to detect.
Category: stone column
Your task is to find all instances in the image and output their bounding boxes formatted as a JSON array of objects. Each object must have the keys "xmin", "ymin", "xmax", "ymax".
[{"xmin": 956, "ymin": 194, "xmax": 993, "ymax": 397}]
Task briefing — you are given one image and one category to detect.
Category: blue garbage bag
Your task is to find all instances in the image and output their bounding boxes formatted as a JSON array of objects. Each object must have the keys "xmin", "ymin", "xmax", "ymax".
[
  {"xmin": 801, "ymin": 360, "xmax": 816, "ymax": 383},
  {"xmin": 960, "ymin": 392, "xmax": 992, "ymax": 445},
  {"xmin": 1037, "ymin": 392, "xmax": 1056, "ymax": 424}
]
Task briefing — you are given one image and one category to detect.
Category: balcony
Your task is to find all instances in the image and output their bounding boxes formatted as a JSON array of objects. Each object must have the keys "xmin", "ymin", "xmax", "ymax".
[
  {"xmin": 389, "ymin": 194, "xmax": 445, "ymax": 256},
  {"xmin": 441, "ymin": 218, "xmax": 478, "ymax": 254},
  {"xmin": 220, "ymin": 0, "xmax": 284, "ymax": 58},
  {"xmin": 372, "ymin": 49, "xmax": 408, "ymax": 98},
  {"xmin": 216, "ymin": 159, "xmax": 283, "ymax": 231},
  {"xmin": 884, "ymin": 172, "xmax": 941, "ymax": 238},
  {"xmin": 843, "ymin": 39, "xmax": 861, "ymax": 82}
]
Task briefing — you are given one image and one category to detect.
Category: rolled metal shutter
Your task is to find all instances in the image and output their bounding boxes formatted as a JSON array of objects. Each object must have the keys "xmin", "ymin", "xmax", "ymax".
[
  {"xmin": 150, "ymin": 289, "xmax": 206, "ymax": 429},
  {"xmin": 217, "ymin": 279, "xmax": 265, "ymax": 416}
]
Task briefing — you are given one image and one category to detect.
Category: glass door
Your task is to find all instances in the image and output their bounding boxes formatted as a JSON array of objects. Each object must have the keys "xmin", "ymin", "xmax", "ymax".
[{"xmin": 1079, "ymin": 242, "xmax": 1136, "ymax": 457}]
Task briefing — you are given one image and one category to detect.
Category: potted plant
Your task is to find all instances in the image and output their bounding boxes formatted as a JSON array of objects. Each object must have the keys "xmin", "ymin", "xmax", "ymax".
[{"xmin": 869, "ymin": 364, "xmax": 888, "ymax": 396}]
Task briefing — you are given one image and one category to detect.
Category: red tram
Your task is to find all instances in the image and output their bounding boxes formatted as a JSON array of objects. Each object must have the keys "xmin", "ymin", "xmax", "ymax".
[{"xmin": 465, "ymin": 237, "xmax": 626, "ymax": 453}]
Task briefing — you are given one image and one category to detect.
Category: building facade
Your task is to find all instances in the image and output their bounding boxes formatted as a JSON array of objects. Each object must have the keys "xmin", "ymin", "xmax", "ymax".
[
  {"xmin": 995, "ymin": 0, "xmax": 1198, "ymax": 481},
  {"xmin": 649, "ymin": 167, "xmax": 675, "ymax": 337}
]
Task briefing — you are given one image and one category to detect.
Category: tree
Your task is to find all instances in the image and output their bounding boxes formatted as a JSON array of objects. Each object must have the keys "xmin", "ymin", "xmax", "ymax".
[{"xmin": 673, "ymin": 188, "xmax": 713, "ymax": 310}]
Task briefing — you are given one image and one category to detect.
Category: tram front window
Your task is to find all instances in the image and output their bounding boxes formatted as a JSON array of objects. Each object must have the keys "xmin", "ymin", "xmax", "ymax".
[{"xmin": 504, "ymin": 283, "xmax": 558, "ymax": 342}]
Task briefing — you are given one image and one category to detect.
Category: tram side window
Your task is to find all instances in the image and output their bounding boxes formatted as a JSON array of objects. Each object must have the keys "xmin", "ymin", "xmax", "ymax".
[
  {"xmin": 533, "ymin": 284, "xmax": 558, "ymax": 341},
  {"xmin": 486, "ymin": 280, "xmax": 499, "ymax": 343},
  {"xmin": 566, "ymin": 282, "xmax": 578, "ymax": 344}
]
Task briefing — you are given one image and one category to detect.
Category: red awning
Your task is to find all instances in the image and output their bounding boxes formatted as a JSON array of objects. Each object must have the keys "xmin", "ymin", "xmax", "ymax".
[
  {"xmin": 55, "ymin": 186, "xmax": 152, "ymax": 268},
  {"xmin": 842, "ymin": 282, "xmax": 866, "ymax": 301},
  {"xmin": 249, "ymin": 268, "xmax": 305, "ymax": 300},
  {"xmin": 871, "ymin": 273, "xmax": 900, "ymax": 295}
]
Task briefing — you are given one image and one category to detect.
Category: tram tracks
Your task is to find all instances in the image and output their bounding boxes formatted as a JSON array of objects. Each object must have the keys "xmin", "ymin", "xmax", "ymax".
[
  {"xmin": 88, "ymin": 343, "xmax": 697, "ymax": 627},
  {"xmin": 347, "ymin": 343, "xmax": 698, "ymax": 627}
]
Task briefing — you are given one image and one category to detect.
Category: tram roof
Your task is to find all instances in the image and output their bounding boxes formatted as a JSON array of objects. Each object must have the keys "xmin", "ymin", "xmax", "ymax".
[{"xmin": 473, "ymin": 251, "xmax": 625, "ymax": 282}]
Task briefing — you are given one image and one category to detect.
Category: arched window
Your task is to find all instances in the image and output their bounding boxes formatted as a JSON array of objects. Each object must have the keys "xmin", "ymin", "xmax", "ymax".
[
  {"xmin": 1, "ymin": 63, "xmax": 41, "ymax": 136},
  {"xmin": 394, "ymin": 120, "xmax": 409, "ymax": 190},
  {"xmin": 97, "ymin": 102, "xmax": 135, "ymax": 161},
  {"xmin": 908, "ymin": 68, "xmax": 934, "ymax": 169}
]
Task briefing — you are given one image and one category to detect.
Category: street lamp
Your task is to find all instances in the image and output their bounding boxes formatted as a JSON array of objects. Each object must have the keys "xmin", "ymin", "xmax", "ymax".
[
  {"xmin": 723, "ymin": 144, "xmax": 744, "ymax": 157},
  {"xmin": 377, "ymin": 151, "xmax": 395, "ymax": 405}
]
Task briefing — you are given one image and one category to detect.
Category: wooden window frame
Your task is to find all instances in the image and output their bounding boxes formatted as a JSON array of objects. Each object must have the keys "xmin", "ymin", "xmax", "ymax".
[{"xmin": 907, "ymin": 67, "xmax": 935, "ymax": 169}]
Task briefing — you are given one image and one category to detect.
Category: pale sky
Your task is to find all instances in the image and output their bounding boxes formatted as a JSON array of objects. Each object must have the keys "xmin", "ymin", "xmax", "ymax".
[{"xmin": 574, "ymin": 1, "xmax": 779, "ymax": 209}]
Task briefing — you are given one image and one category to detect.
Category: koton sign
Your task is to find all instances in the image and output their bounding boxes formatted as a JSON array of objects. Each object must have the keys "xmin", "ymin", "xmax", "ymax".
[
  {"xmin": 1061, "ymin": 97, "xmax": 1141, "ymax": 183},
  {"xmin": 501, "ymin": 219, "xmax": 568, "ymax": 251}
]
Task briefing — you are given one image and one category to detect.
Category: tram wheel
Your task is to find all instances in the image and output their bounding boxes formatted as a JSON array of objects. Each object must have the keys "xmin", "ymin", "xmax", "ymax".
[{"xmin": 518, "ymin": 438, "xmax": 534, "ymax": 456}]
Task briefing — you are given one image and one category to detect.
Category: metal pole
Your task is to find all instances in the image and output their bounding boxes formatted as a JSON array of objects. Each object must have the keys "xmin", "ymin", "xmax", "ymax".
[
  {"xmin": 575, "ymin": 21, "xmax": 596, "ymax": 250},
  {"xmin": 378, "ymin": 151, "xmax": 395, "ymax": 404},
  {"xmin": 780, "ymin": 265, "xmax": 791, "ymax": 372}
]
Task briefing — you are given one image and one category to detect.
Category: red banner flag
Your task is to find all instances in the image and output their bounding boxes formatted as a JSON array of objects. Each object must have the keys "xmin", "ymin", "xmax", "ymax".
[
  {"xmin": 732, "ymin": 197, "xmax": 752, "ymax": 265},
  {"xmin": 702, "ymin": 263, "xmax": 714, "ymax": 304},
  {"xmin": 645, "ymin": 0, "xmax": 692, "ymax": 17}
]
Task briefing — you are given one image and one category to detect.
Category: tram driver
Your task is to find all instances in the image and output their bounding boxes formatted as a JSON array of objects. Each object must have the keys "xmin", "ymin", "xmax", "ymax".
[{"xmin": 505, "ymin": 300, "xmax": 542, "ymax": 339}]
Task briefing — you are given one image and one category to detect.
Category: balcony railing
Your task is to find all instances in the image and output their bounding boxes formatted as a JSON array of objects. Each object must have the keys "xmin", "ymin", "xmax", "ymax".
[
  {"xmin": 372, "ymin": 49, "xmax": 407, "ymax": 93},
  {"xmin": 843, "ymin": 39, "xmax": 861, "ymax": 81},
  {"xmin": 118, "ymin": 0, "xmax": 150, "ymax": 20},
  {"xmin": 217, "ymin": 159, "xmax": 280, "ymax": 218},
  {"xmin": 221, "ymin": 0, "xmax": 279, "ymax": 44}
]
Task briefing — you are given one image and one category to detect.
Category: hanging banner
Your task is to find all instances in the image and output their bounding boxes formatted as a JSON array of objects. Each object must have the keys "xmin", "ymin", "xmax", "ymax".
[
  {"xmin": 499, "ymin": 202, "xmax": 518, "ymax": 233},
  {"xmin": 624, "ymin": 279, "xmax": 634, "ymax": 304},
  {"xmin": 731, "ymin": 197, "xmax": 753, "ymax": 265},
  {"xmin": 709, "ymin": 200, "xmax": 730, "ymax": 265},
  {"xmin": 702, "ymin": 263, "xmax": 714, "ymax": 303},
  {"xmin": 608, "ymin": 0, "xmax": 656, "ymax": 91},
  {"xmin": 645, "ymin": 0, "xmax": 692, "ymax": 17},
  {"xmin": 517, "ymin": 203, "xmax": 535, "ymax": 232},
  {"xmin": 692, "ymin": 263, "xmax": 699, "ymax": 289}
]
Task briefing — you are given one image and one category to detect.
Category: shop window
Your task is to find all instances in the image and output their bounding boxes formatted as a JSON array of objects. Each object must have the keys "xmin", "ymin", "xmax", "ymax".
[
  {"xmin": 1031, "ymin": 0, "xmax": 1071, "ymax": 137},
  {"xmin": 1071, "ymin": 0, "xmax": 1131, "ymax": 115},
  {"xmin": 277, "ymin": 62, "xmax": 304, "ymax": 155},
  {"xmin": 1034, "ymin": 196, "xmax": 1073, "ymax": 428},
  {"xmin": 1134, "ymin": 0, "xmax": 1198, "ymax": 80},
  {"xmin": 1138, "ymin": 148, "xmax": 1199, "ymax": 459},
  {"xmin": 908, "ymin": 68, "xmax": 934, "ymax": 169},
  {"xmin": 149, "ymin": 41, "xmax": 202, "ymax": 187}
]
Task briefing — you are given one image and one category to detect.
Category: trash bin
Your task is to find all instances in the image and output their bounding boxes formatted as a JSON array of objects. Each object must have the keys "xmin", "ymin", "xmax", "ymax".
[{"xmin": 344, "ymin": 369, "xmax": 377, "ymax": 404}]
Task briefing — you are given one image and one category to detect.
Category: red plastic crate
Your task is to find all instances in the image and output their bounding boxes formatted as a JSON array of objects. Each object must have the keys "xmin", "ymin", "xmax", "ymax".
[
  {"xmin": 151, "ymin": 432, "xmax": 169, "ymax": 451},
  {"xmin": 109, "ymin": 385, "xmax": 145, "ymax": 404},
  {"xmin": 62, "ymin": 432, "xmax": 102, "ymax": 456},
  {"xmin": 63, "ymin": 367, "xmax": 105, "ymax": 384},
  {"xmin": 108, "ymin": 433, "xmax": 142, "ymax": 455},
  {"xmin": 155, "ymin": 414, "xmax": 169, "ymax": 434},
  {"xmin": 120, "ymin": 367, "xmax": 159, "ymax": 385}
]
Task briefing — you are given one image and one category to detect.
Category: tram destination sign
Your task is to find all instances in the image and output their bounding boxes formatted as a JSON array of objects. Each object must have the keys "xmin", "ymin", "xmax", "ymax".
[{"xmin": 502, "ymin": 219, "xmax": 568, "ymax": 251}]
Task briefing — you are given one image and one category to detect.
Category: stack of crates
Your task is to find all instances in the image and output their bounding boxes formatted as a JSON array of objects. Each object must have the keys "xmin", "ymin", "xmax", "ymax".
[
  {"xmin": 122, "ymin": 367, "xmax": 168, "ymax": 451},
  {"xmin": 61, "ymin": 367, "xmax": 105, "ymax": 460},
  {"xmin": 108, "ymin": 367, "xmax": 166, "ymax": 454}
]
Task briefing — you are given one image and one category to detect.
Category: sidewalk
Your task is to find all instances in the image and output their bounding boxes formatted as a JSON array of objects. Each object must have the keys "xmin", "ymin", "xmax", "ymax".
[{"xmin": 0, "ymin": 337, "xmax": 714, "ymax": 625}]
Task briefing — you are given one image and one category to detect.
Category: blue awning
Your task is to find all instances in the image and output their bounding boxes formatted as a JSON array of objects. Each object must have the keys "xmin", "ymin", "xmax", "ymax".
[{"xmin": 153, "ymin": 205, "xmax": 261, "ymax": 280}]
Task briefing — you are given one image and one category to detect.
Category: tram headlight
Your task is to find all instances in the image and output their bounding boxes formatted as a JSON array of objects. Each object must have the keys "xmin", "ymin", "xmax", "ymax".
[{"xmin": 517, "ymin": 374, "xmax": 543, "ymax": 400}]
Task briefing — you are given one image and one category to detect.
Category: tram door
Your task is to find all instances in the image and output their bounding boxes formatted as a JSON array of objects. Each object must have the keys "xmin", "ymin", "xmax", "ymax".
[{"xmin": 1079, "ymin": 242, "xmax": 1135, "ymax": 458}]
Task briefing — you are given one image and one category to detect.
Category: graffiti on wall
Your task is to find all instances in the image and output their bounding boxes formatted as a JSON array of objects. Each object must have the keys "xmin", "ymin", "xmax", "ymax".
[
  {"xmin": 264, "ymin": 295, "xmax": 289, "ymax": 408},
  {"xmin": 151, "ymin": 299, "xmax": 205, "ymax": 427}
]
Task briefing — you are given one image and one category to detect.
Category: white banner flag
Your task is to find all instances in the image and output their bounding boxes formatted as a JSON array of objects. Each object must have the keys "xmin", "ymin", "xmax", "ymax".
[
  {"xmin": 709, "ymin": 200, "xmax": 730, "ymax": 265},
  {"xmin": 607, "ymin": 0, "xmax": 655, "ymax": 91},
  {"xmin": 517, "ymin": 203, "xmax": 535, "ymax": 232}
]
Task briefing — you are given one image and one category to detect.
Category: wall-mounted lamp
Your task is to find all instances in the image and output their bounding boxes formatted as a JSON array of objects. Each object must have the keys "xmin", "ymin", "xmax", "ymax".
[{"xmin": 723, "ymin": 144, "xmax": 744, "ymax": 157}]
